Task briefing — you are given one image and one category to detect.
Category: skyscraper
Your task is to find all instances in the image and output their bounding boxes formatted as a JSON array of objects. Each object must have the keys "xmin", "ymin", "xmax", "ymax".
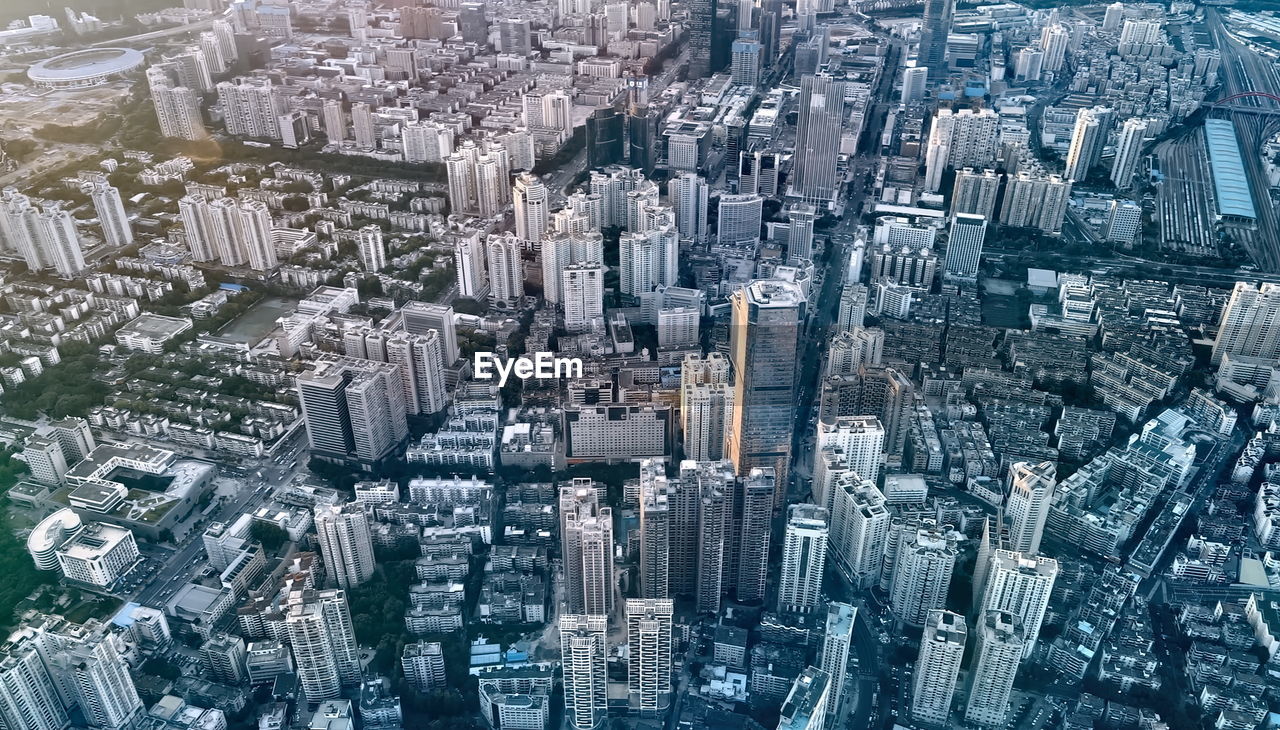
[
  {"xmin": 977, "ymin": 550, "xmax": 1058, "ymax": 655},
  {"xmin": 790, "ymin": 75, "xmax": 845, "ymax": 205},
  {"xmin": 513, "ymin": 173, "xmax": 549, "ymax": 247},
  {"xmin": 668, "ymin": 173, "xmax": 709, "ymax": 243},
  {"xmin": 562, "ymin": 262, "xmax": 605, "ymax": 332},
  {"xmin": 560, "ymin": 614, "xmax": 608, "ymax": 730},
  {"xmin": 829, "ymin": 474, "xmax": 889, "ymax": 587},
  {"xmin": 888, "ymin": 521, "xmax": 958, "ymax": 625},
  {"xmin": 943, "ymin": 213, "xmax": 986, "ymax": 280},
  {"xmin": 1110, "ymin": 118, "xmax": 1148, "ymax": 190},
  {"xmin": 728, "ymin": 279, "xmax": 805, "ymax": 485},
  {"xmin": 730, "ymin": 38, "xmax": 762, "ymax": 85},
  {"xmin": 485, "ymin": 231, "xmax": 525, "ymax": 309},
  {"xmin": 901, "ymin": 61, "xmax": 928, "ymax": 104},
  {"xmin": 1005, "ymin": 461, "xmax": 1055, "ymax": 554},
  {"xmin": 950, "ymin": 168, "xmax": 1000, "ymax": 221},
  {"xmin": 777, "ymin": 667, "xmax": 831, "ymax": 730},
  {"xmin": 814, "ymin": 416, "xmax": 884, "ymax": 497},
  {"xmin": 998, "ymin": 171, "xmax": 1072, "ymax": 234},
  {"xmin": 835, "ymin": 283, "xmax": 869, "ymax": 333},
  {"xmin": 911, "ymin": 610, "xmax": 967, "ymax": 725},
  {"xmin": 217, "ymin": 77, "xmax": 288, "ymax": 139},
  {"xmin": 778, "ymin": 504, "xmax": 829, "ymax": 612},
  {"xmin": 733, "ymin": 468, "xmax": 776, "ymax": 601},
  {"xmin": 818, "ymin": 602, "xmax": 855, "ymax": 727},
  {"xmin": 787, "ymin": 203, "xmax": 817, "ymax": 263},
  {"xmin": 639, "ymin": 461, "xmax": 672, "ymax": 599},
  {"xmin": 452, "ymin": 229, "xmax": 489, "ymax": 301},
  {"xmin": 1064, "ymin": 107, "xmax": 1111, "ymax": 182},
  {"xmin": 924, "ymin": 109, "xmax": 999, "ymax": 192},
  {"xmin": 286, "ymin": 589, "xmax": 362, "ymax": 704},
  {"xmin": 1212, "ymin": 282, "xmax": 1280, "ymax": 364},
  {"xmin": 620, "ymin": 223, "xmax": 679, "ymax": 297},
  {"xmin": 34, "ymin": 204, "xmax": 85, "ymax": 278},
  {"xmin": 357, "ymin": 225, "xmax": 387, "ymax": 272},
  {"xmin": 965, "ymin": 611, "xmax": 1025, "ymax": 727},
  {"xmin": 625, "ymin": 599, "xmax": 673, "ymax": 716},
  {"xmin": 147, "ymin": 65, "xmax": 206, "ymax": 140},
  {"xmin": 560, "ymin": 483, "xmax": 614, "ymax": 615},
  {"xmin": 0, "ymin": 633, "xmax": 69, "ymax": 730},
  {"xmin": 83, "ymin": 180, "xmax": 131, "ymax": 249},
  {"xmin": 919, "ymin": 0, "xmax": 955, "ymax": 73},
  {"xmin": 688, "ymin": 0, "xmax": 718, "ymax": 78},
  {"xmin": 694, "ymin": 469, "xmax": 730, "ymax": 614},
  {"xmin": 297, "ymin": 359, "xmax": 409, "ymax": 463},
  {"xmin": 681, "ymin": 353, "xmax": 733, "ymax": 462},
  {"xmin": 314, "ymin": 503, "xmax": 376, "ymax": 589}
]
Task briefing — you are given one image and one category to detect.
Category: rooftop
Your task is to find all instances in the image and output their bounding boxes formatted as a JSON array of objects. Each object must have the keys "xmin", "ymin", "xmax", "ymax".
[{"xmin": 1203, "ymin": 119, "xmax": 1258, "ymax": 221}]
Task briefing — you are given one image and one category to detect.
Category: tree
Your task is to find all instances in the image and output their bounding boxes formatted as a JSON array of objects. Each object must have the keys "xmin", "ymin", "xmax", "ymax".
[{"xmin": 250, "ymin": 521, "xmax": 289, "ymax": 552}]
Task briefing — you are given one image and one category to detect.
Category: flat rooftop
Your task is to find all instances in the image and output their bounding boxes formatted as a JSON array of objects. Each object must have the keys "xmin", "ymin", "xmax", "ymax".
[
  {"xmin": 1203, "ymin": 118, "xmax": 1258, "ymax": 221},
  {"xmin": 116, "ymin": 313, "xmax": 193, "ymax": 340}
]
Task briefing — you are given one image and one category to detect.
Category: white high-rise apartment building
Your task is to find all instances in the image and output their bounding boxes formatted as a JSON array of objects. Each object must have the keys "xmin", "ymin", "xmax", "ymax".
[
  {"xmin": 561, "ymin": 484, "xmax": 614, "ymax": 616},
  {"xmin": 911, "ymin": 610, "xmax": 967, "ymax": 725},
  {"xmin": 485, "ymin": 232, "xmax": 524, "ymax": 308},
  {"xmin": 314, "ymin": 503, "xmax": 376, "ymax": 589},
  {"xmin": 658, "ymin": 307, "xmax": 699, "ymax": 349},
  {"xmin": 0, "ymin": 633, "xmax": 69, "ymax": 730},
  {"xmin": 352, "ymin": 102, "xmax": 376, "ymax": 149},
  {"xmin": 541, "ymin": 231, "xmax": 603, "ymax": 305},
  {"xmin": 965, "ymin": 611, "xmax": 1025, "ymax": 727},
  {"xmin": 788, "ymin": 203, "xmax": 817, "ymax": 263},
  {"xmin": 889, "ymin": 521, "xmax": 958, "ymax": 625},
  {"xmin": 778, "ymin": 667, "xmax": 831, "ymax": 730},
  {"xmin": 999, "ymin": 171, "xmax": 1071, "ymax": 234},
  {"xmin": 682, "ymin": 381, "xmax": 733, "ymax": 461},
  {"xmin": 237, "ymin": 199, "xmax": 276, "ymax": 271},
  {"xmin": 829, "ymin": 474, "xmax": 889, "ymax": 587},
  {"xmin": 778, "ymin": 504, "xmax": 829, "ymax": 612},
  {"xmin": 943, "ymin": 213, "xmax": 986, "ymax": 280},
  {"xmin": 638, "ymin": 462, "xmax": 672, "ymax": 599},
  {"xmin": 625, "ymin": 599, "xmax": 673, "ymax": 716},
  {"xmin": 35, "ymin": 205, "xmax": 86, "ymax": 278},
  {"xmin": 178, "ymin": 194, "xmax": 218, "ymax": 262},
  {"xmin": 84, "ymin": 180, "xmax": 130, "ymax": 248},
  {"xmin": 1119, "ymin": 18, "xmax": 1162, "ymax": 45},
  {"xmin": 977, "ymin": 550, "xmax": 1058, "ymax": 655},
  {"xmin": 147, "ymin": 65, "xmax": 206, "ymax": 140},
  {"xmin": 951, "ymin": 168, "xmax": 1000, "ymax": 221},
  {"xmin": 836, "ymin": 283, "xmax": 868, "ymax": 333},
  {"xmin": 52, "ymin": 627, "xmax": 143, "ymax": 730},
  {"xmin": 384, "ymin": 330, "xmax": 447, "ymax": 415},
  {"xmin": 1110, "ymin": 117, "xmax": 1148, "ymax": 189},
  {"xmin": 357, "ymin": 225, "xmax": 387, "ymax": 272},
  {"xmin": 827, "ymin": 327, "xmax": 883, "ymax": 374},
  {"xmin": 1064, "ymin": 107, "xmax": 1111, "ymax": 182},
  {"xmin": 621, "ymin": 225, "xmax": 679, "ymax": 296},
  {"xmin": 562, "ymin": 263, "xmax": 605, "ymax": 332},
  {"xmin": 814, "ymin": 416, "xmax": 884, "ymax": 497},
  {"xmin": 513, "ymin": 173, "xmax": 549, "ymax": 246},
  {"xmin": 1212, "ymin": 283, "xmax": 1280, "ymax": 364},
  {"xmin": 1102, "ymin": 1, "xmax": 1124, "ymax": 31},
  {"xmin": 818, "ymin": 602, "xmax": 855, "ymax": 728},
  {"xmin": 667, "ymin": 172, "xmax": 709, "ymax": 243},
  {"xmin": 924, "ymin": 108, "xmax": 999, "ymax": 192},
  {"xmin": 453, "ymin": 229, "xmax": 488, "ymax": 300},
  {"xmin": 1039, "ymin": 23, "xmax": 1070, "ymax": 72},
  {"xmin": 1005, "ymin": 461, "xmax": 1055, "ymax": 554},
  {"xmin": 322, "ymin": 98, "xmax": 346, "ymax": 142},
  {"xmin": 901, "ymin": 61, "xmax": 928, "ymax": 104},
  {"xmin": 717, "ymin": 194, "xmax": 763, "ymax": 245},
  {"xmin": 217, "ymin": 77, "xmax": 288, "ymax": 139},
  {"xmin": 286, "ymin": 589, "xmax": 362, "ymax": 703},
  {"xmin": 560, "ymin": 614, "xmax": 608, "ymax": 730},
  {"xmin": 445, "ymin": 140, "xmax": 511, "ymax": 217},
  {"xmin": 403, "ymin": 121, "xmax": 454, "ymax": 163}
]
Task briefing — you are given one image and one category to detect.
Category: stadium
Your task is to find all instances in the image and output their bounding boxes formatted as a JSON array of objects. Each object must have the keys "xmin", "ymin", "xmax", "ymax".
[{"xmin": 26, "ymin": 48, "xmax": 145, "ymax": 89}]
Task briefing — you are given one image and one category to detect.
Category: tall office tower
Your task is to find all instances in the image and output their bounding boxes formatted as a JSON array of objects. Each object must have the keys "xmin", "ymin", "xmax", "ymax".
[
  {"xmin": 322, "ymin": 99, "xmax": 346, "ymax": 142},
  {"xmin": 790, "ymin": 75, "xmax": 845, "ymax": 206},
  {"xmin": 1105, "ymin": 199, "xmax": 1142, "ymax": 243},
  {"xmin": 814, "ymin": 416, "xmax": 884, "ymax": 493},
  {"xmin": 777, "ymin": 667, "xmax": 831, "ymax": 730},
  {"xmin": 919, "ymin": 0, "xmax": 955, "ymax": 73},
  {"xmin": 147, "ymin": 66, "xmax": 206, "ymax": 140},
  {"xmin": 694, "ymin": 470, "xmax": 730, "ymax": 614},
  {"xmin": 835, "ymin": 283, "xmax": 868, "ymax": 333},
  {"xmin": 561, "ymin": 484, "xmax": 614, "ymax": 615},
  {"xmin": 1064, "ymin": 107, "xmax": 1110, "ymax": 182},
  {"xmin": 717, "ymin": 194, "xmax": 764, "ymax": 245},
  {"xmin": 943, "ymin": 213, "xmax": 986, "ymax": 280},
  {"xmin": 1102, "ymin": 1, "xmax": 1124, "ymax": 30},
  {"xmin": 733, "ymin": 467, "xmax": 775, "ymax": 601},
  {"xmin": 819, "ymin": 602, "xmax": 855, "ymax": 728},
  {"xmin": 560, "ymin": 614, "xmax": 607, "ymax": 730},
  {"xmin": 911, "ymin": 610, "xmax": 967, "ymax": 725},
  {"xmin": 759, "ymin": 0, "xmax": 782, "ymax": 61},
  {"xmin": 688, "ymin": 0, "xmax": 717, "ymax": 77},
  {"xmin": 585, "ymin": 106, "xmax": 625, "ymax": 168},
  {"xmin": 1110, "ymin": 117, "xmax": 1148, "ymax": 189},
  {"xmin": 1039, "ymin": 23, "xmax": 1070, "ymax": 72},
  {"xmin": 950, "ymin": 168, "xmax": 1000, "ymax": 221},
  {"xmin": 562, "ymin": 263, "xmax": 605, "ymax": 332},
  {"xmin": 668, "ymin": 173, "xmax": 709, "ymax": 243},
  {"xmin": 736, "ymin": 0, "xmax": 754, "ymax": 31},
  {"xmin": 297, "ymin": 359, "xmax": 409, "ymax": 463},
  {"xmin": 399, "ymin": 301, "xmax": 459, "ymax": 364},
  {"xmin": 829, "ymin": 474, "xmax": 889, "ymax": 586},
  {"xmin": 965, "ymin": 611, "xmax": 1025, "ymax": 727},
  {"xmin": 401, "ymin": 641, "xmax": 446, "ymax": 692},
  {"xmin": 889, "ymin": 521, "xmax": 958, "ymax": 625},
  {"xmin": 286, "ymin": 589, "xmax": 362, "ymax": 704},
  {"xmin": 626, "ymin": 599, "xmax": 673, "ymax": 716},
  {"xmin": 458, "ymin": 2, "xmax": 488, "ymax": 44},
  {"xmin": 901, "ymin": 61, "xmax": 928, "ymax": 104},
  {"xmin": 314, "ymin": 503, "xmax": 376, "ymax": 589},
  {"xmin": 383, "ymin": 330, "xmax": 447, "ymax": 416},
  {"xmin": 639, "ymin": 461, "xmax": 672, "ymax": 599},
  {"xmin": 728, "ymin": 279, "xmax": 805, "ymax": 486},
  {"xmin": 731, "ymin": 38, "xmax": 762, "ymax": 86},
  {"xmin": 83, "ymin": 181, "xmax": 131, "ymax": 248},
  {"xmin": 357, "ymin": 224, "xmax": 386, "ymax": 272},
  {"xmin": 453, "ymin": 231, "xmax": 489, "ymax": 301},
  {"xmin": 1005, "ymin": 461, "xmax": 1055, "ymax": 554},
  {"xmin": 202, "ymin": 633, "xmax": 248, "ymax": 684},
  {"xmin": 51, "ymin": 628, "xmax": 143, "ymax": 730},
  {"xmin": 513, "ymin": 173, "xmax": 549, "ymax": 246},
  {"xmin": 0, "ymin": 633, "xmax": 70, "ymax": 730},
  {"xmin": 217, "ymin": 77, "xmax": 288, "ymax": 139},
  {"xmin": 498, "ymin": 17, "xmax": 531, "ymax": 55},
  {"xmin": 485, "ymin": 232, "xmax": 524, "ymax": 309},
  {"xmin": 35, "ymin": 205, "xmax": 85, "ymax": 278},
  {"xmin": 1212, "ymin": 283, "xmax": 1280, "ymax": 364},
  {"xmin": 978, "ymin": 550, "xmax": 1058, "ymax": 656},
  {"xmin": 924, "ymin": 109, "xmax": 1000, "ymax": 191},
  {"xmin": 998, "ymin": 171, "xmax": 1071, "ymax": 233},
  {"xmin": 787, "ymin": 203, "xmax": 817, "ymax": 263},
  {"xmin": 778, "ymin": 504, "xmax": 829, "ymax": 612},
  {"xmin": 683, "ymin": 381, "xmax": 733, "ymax": 462},
  {"xmin": 351, "ymin": 102, "xmax": 376, "ymax": 150},
  {"xmin": 621, "ymin": 225, "xmax": 679, "ymax": 297}
]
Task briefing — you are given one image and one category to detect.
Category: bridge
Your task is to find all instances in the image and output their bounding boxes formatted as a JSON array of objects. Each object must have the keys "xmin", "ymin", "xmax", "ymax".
[{"xmin": 1211, "ymin": 92, "xmax": 1280, "ymax": 117}]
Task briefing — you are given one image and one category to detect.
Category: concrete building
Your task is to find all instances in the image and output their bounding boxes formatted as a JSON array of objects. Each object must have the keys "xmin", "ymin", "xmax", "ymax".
[
  {"xmin": 560, "ymin": 484, "xmax": 614, "ymax": 615},
  {"xmin": 560, "ymin": 614, "xmax": 607, "ymax": 730},
  {"xmin": 910, "ymin": 610, "xmax": 967, "ymax": 725},
  {"xmin": 964, "ymin": 611, "xmax": 1025, "ymax": 727},
  {"xmin": 778, "ymin": 504, "xmax": 829, "ymax": 612},
  {"xmin": 286, "ymin": 589, "xmax": 361, "ymax": 703},
  {"xmin": 625, "ymin": 599, "xmax": 673, "ymax": 716},
  {"xmin": 818, "ymin": 602, "xmax": 855, "ymax": 728},
  {"xmin": 777, "ymin": 667, "xmax": 831, "ymax": 730},
  {"xmin": 1005, "ymin": 461, "xmax": 1055, "ymax": 554},
  {"xmin": 889, "ymin": 521, "xmax": 957, "ymax": 626},
  {"xmin": 314, "ymin": 503, "xmax": 375, "ymax": 589}
]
